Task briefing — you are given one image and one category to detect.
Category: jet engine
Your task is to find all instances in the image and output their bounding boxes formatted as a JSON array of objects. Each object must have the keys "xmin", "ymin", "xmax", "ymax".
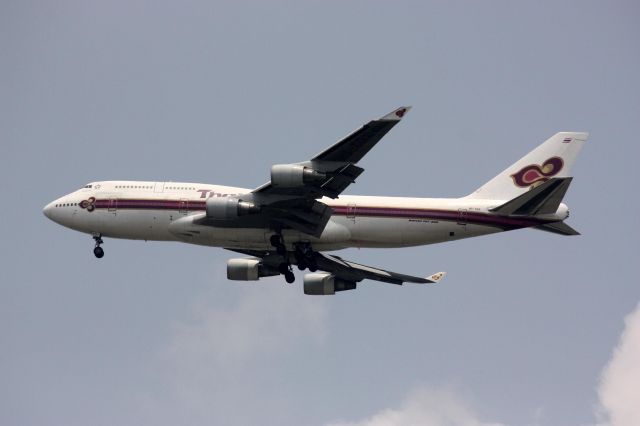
[
  {"xmin": 206, "ymin": 197, "xmax": 259, "ymax": 220},
  {"xmin": 303, "ymin": 272, "xmax": 357, "ymax": 295},
  {"xmin": 270, "ymin": 164, "xmax": 326, "ymax": 187},
  {"xmin": 227, "ymin": 258, "xmax": 279, "ymax": 281}
]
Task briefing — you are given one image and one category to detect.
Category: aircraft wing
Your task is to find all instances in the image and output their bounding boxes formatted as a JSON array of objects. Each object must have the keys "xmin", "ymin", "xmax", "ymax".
[
  {"xmin": 315, "ymin": 252, "xmax": 446, "ymax": 285},
  {"xmin": 310, "ymin": 106, "xmax": 411, "ymax": 164},
  {"xmin": 251, "ymin": 106, "xmax": 411, "ymax": 236},
  {"xmin": 227, "ymin": 248, "xmax": 445, "ymax": 286}
]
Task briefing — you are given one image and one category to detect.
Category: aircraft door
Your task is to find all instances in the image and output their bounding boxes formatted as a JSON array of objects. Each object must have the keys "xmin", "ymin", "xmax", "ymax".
[
  {"xmin": 179, "ymin": 198, "xmax": 189, "ymax": 215},
  {"xmin": 346, "ymin": 203, "xmax": 357, "ymax": 223},
  {"xmin": 154, "ymin": 182, "xmax": 165, "ymax": 193},
  {"xmin": 457, "ymin": 209, "xmax": 468, "ymax": 226},
  {"xmin": 108, "ymin": 198, "xmax": 118, "ymax": 214}
]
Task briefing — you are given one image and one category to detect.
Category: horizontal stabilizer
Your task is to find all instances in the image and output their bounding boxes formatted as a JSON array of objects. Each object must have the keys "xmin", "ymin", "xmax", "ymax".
[
  {"xmin": 490, "ymin": 177, "xmax": 572, "ymax": 216},
  {"xmin": 535, "ymin": 221, "xmax": 581, "ymax": 236}
]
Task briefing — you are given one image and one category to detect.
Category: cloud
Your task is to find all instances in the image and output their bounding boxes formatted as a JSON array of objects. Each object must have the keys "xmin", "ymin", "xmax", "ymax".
[
  {"xmin": 164, "ymin": 285, "xmax": 327, "ymax": 371},
  {"xmin": 596, "ymin": 302, "xmax": 640, "ymax": 426},
  {"xmin": 144, "ymin": 285, "xmax": 328, "ymax": 425},
  {"xmin": 133, "ymin": 287, "xmax": 640, "ymax": 426},
  {"xmin": 326, "ymin": 387, "xmax": 505, "ymax": 426}
]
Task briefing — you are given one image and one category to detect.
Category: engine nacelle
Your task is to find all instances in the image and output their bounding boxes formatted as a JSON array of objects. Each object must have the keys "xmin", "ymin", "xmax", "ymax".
[
  {"xmin": 303, "ymin": 273, "xmax": 357, "ymax": 295},
  {"xmin": 271, "ymin": 164, "xmax": 326, "ymax": 188},
  {"xmin": 227, "ymin": 258, "xmax": 279, "ymax": 281},
  {"xmin": 206, "ymin": 197, "xmax": 259, "ymax": 220}
]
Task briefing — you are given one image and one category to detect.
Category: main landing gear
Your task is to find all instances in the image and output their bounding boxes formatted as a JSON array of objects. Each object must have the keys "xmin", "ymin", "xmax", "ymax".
[
  {"xmin": 278, "ymin": 263, "xmax": 296, "ymax": 284},
  {"xmin": 270, "ymin": 234, "xmax": 295, "ymax": 283},
  {"xmin": 269, "ymin": 234, "xmax": 287, "ymax": 256},
  {"xmin": 270, "ymin": 234, "xmax": 319, "ymax": 284},
  {"xmin": 93, "ymin": 234, "xmax": 104, "ymax": 258},
  {"xmin": 294, "ymin": 243, "xmax": 318, "ymax": 272}
]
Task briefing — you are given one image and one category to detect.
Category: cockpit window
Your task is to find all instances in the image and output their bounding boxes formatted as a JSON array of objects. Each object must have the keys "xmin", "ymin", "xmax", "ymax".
[{"xmin": 84, "ymin": 184, "xmax": 92, "ymax": 188}]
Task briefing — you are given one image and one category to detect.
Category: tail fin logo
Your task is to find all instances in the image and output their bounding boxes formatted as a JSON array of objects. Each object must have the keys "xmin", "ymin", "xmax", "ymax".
[{"xmin": 511, "ymin": 157, "xmax": 564, "ymax": 189}]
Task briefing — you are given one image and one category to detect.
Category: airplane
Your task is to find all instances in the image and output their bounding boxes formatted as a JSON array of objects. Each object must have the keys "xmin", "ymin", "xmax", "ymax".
[{"xmin": 43, "ymin": 107, "xmax": 587, "ymax": 295}]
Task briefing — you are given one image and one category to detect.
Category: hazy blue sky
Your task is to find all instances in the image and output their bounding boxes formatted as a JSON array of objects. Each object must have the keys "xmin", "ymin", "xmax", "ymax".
[{"xmin": 2, "ymin": 1, "xmax": 639, "ymax": 425}]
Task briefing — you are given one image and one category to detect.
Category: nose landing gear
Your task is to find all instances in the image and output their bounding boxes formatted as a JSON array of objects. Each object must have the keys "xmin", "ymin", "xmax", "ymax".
[{"xmin": 93, "ymin": 234, "xmax": 104, "ymax": 258}]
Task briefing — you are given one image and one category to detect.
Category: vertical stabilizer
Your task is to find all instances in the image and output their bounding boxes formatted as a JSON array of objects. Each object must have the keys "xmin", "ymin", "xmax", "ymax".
[{"xmin": 467, "ymin": 132, "xmax": 588, "ymax": 200}]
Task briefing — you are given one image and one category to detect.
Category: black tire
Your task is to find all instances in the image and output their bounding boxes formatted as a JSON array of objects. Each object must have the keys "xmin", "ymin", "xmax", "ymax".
[
  {"xmin": 284, "ymin": 271, "xmax": 295, "ymax": 283},
  {"xmin": 293, "ymin": 251, "xmax": 305, "ymax": 268},
  {"xmin": 93, "ymin": 246, "xmax": 104, "ymax": 258},
  {"xmin": 278, "ymin": 263, "xmax": 289, "ymax": 274}
]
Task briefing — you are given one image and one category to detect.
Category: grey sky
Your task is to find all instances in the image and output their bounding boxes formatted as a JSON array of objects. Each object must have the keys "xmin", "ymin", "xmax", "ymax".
[{"xmin": 2, "ymin": 1, "xmax": 639, "ymax": 425}]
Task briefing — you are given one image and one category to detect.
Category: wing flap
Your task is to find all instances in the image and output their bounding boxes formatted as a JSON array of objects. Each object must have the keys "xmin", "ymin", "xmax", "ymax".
[
  {"xmin": 318, "ymin": 163, "xmax": 364, "ymax": 198},
  {"xmin": 262, "ymin": 200, "xmax": 333, "ymax": 237}
]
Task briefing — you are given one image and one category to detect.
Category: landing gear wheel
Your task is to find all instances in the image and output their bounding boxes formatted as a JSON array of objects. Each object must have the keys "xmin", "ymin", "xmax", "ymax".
[
  {"xmin": 293, "ymin": 243, "xmax": 317, "ymax": 272},
  {"xmin": 284, "ymin": 271, "xmax": 295, "ymax": 283},
  {"xmin": 270, "ymin": 234, "xmax": 287, "ymax": 256},
  {"xmin": 294, "ymin": 251, "xmax": 307, "ymax": 270},
  {"xmin": 269, "ymin": 235, "xmax": 281, "ymax": 247},
  {"xmin": 92, "ymin": 234, "xmax": 105, "ymax": 259},
  {"xmin": 278, "ymin": 262, "xmax": 295, "ymax": 283},
  {"xmin": 278, "ymin": 263, "xmax": 290, "ymax": 274},
  {"xmin": 93, "ymin": 246, "xmax": 104, "ymax": 258}
]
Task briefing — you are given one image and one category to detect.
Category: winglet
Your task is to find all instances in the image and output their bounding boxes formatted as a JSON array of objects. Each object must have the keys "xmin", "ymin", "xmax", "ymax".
[
  {"xmin": 381, "ymin": 106, "xmax": 412, "ymax": 121},
  {"xmin": 426, "ymin": 271, "xmax": 446, "ymax": 283}
]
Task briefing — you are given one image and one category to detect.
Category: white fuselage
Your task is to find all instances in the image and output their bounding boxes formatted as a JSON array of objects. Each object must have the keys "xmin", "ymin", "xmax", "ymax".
[{"xmin": 43, "ymin": 181, "xmax": 568, "ymax": 252}]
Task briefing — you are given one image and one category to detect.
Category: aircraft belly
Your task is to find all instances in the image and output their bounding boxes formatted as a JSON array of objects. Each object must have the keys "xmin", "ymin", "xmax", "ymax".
[
  {"xmin": 345, "ymin": 216, "xmax": 404, "ymax": 247},
  {"xmin": 168, "ymin": 216, "xmax": 353, "ymax": 250},
  {"xmin": 168, "ymin": 215, "xmax": 269, "ymax": 248},
  {"xmin": 345, "ymin": 216, "xmax": 500, "ymax": 248}
]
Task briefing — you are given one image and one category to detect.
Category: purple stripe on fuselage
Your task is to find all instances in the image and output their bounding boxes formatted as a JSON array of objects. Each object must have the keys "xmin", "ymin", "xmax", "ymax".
[
  {"xmin": 94, "ymin": 199, "xmax": 206, "ymax": 210},
  {"xmin": 334, "ymin": 206, "xmax": 543, "ymax": 228},
  {"xmin": 89, "ymin": 199, "xmax": 547, "ymax": 229}
]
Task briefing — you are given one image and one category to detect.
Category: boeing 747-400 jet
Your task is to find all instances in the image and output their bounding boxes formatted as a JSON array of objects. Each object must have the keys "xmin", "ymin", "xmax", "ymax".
[{"xmin": 44, "ymin": 107, "xmax": 587, "ymax": 295}]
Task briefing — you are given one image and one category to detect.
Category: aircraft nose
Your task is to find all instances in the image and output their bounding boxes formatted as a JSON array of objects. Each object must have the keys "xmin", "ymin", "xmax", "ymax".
[{"xmin": 43, "ymin": 201, "xmax": 55, "ymax": 220}]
